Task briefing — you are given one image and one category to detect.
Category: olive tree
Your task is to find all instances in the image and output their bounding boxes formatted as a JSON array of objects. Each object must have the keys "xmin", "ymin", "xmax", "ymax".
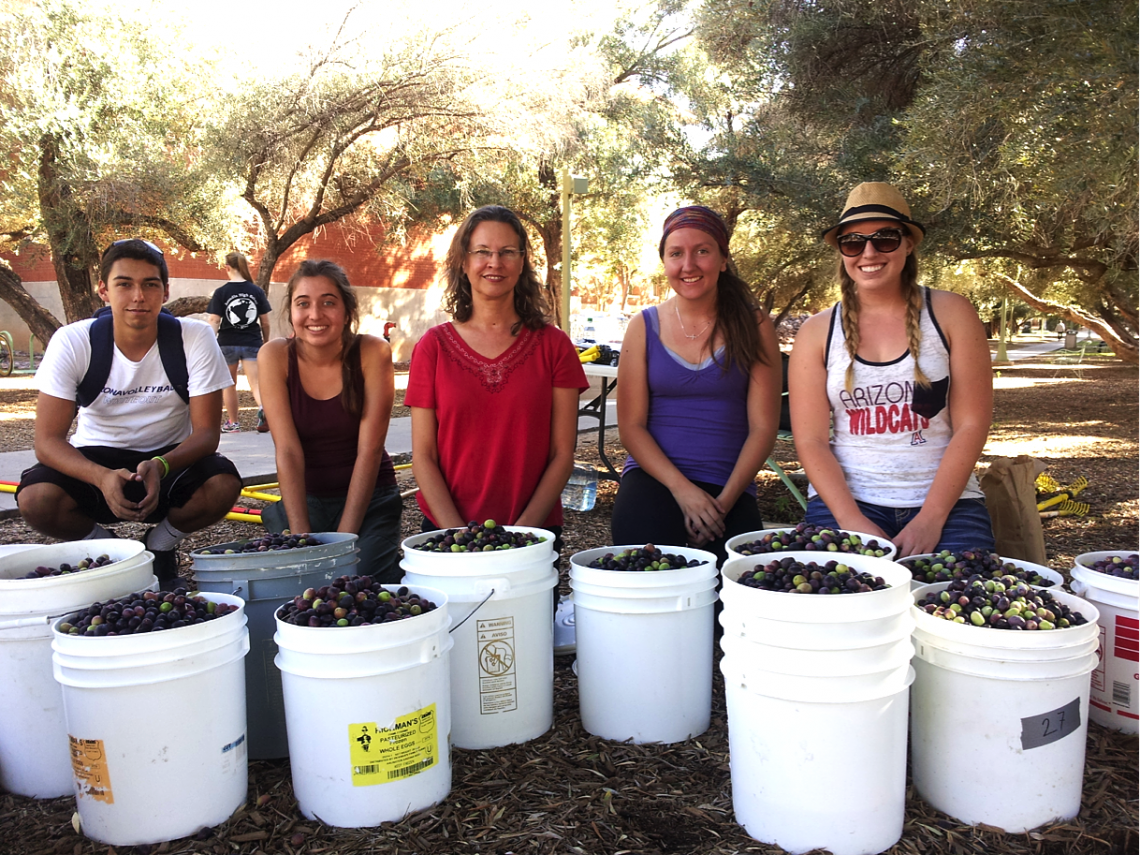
[{"xmin": 0, "ymin": 0, "xmax": 233, "ymax": 339}]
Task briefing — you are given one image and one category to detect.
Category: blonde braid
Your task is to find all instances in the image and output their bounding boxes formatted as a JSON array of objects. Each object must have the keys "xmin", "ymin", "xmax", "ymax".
[
  {"xmin": 839, "ymin": 274, "xmax": 861, "ymax": 393},
  {"xmin": 905, "ymin": 280, "xmax": 931, "ymax": 388}
]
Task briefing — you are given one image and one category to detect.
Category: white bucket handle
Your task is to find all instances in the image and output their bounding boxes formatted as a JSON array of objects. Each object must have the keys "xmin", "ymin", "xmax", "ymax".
[{"xmin": 449, "ymin": 588, "xmax": 496, "ymax": 634}]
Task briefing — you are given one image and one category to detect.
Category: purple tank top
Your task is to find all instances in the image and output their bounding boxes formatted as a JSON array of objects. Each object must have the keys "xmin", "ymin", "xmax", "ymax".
[
  {"xmin": 287, "ymin": 342, "xmax": 395, "ymax": 497},
  {"xmin": 622, "ymin": 306, "xmax": 754, "ymax": 495}
]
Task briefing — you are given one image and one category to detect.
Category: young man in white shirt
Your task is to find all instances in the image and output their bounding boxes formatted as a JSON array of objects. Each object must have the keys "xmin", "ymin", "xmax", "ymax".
[{"xmin": 17, "ymin": 239, "xmax": 242, "ymax": 587}]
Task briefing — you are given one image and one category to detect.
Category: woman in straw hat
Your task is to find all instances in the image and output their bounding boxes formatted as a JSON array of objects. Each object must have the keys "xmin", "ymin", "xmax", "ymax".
[
  {"xmin": 788, "ymin": 182, "xmax": 995, "ymax": 557},
  {"xmin": 612, "ymin": 205, "xmax": 781, "ymax": 562}
]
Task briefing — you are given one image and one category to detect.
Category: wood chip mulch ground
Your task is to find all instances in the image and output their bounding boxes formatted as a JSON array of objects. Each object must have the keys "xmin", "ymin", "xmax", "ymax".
[{"xmin": 0, "ymin": 356, "xmax": 1136, "ymax": 855}]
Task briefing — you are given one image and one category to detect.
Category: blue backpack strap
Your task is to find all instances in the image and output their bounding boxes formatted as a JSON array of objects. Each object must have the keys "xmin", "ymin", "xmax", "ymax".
[
  {"xmin": 76, "ymin": 309, "xmax": 189, "ymax": 407},
  {"xmin": 156, "ymin": 312, "xmax": 190, "ymax": 404},
  {"xmin": 76, "ymin": 312, "xmax": 114, "ymax": 408}
]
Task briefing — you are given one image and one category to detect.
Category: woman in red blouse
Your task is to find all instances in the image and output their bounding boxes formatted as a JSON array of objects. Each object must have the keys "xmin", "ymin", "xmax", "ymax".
[{"xmin": 406, "ymin": 206, "xmax": 587, "ymax": 545}]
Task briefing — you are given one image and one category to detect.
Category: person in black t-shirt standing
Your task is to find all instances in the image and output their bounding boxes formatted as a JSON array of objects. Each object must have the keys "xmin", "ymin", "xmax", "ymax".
[{"xmin": 207, "ymin": 252, "xmax": 272, "ymax": 432}]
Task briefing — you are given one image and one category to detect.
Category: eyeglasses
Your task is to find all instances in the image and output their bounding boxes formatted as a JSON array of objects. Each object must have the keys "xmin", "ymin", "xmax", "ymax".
[
  {"xmin": 467, "ymin": 249, "xmax": 523, "ymax": 262},
  {"xmin": 837, "ymin": 229, "xmax": 904, "ymax": 257},
  {"xmin": 106, "ymin": 238, "xmax": 164, "ymax": 256}
]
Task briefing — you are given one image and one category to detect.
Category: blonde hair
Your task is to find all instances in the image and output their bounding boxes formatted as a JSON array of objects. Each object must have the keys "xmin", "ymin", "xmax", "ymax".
[{"xmin": 837, "ymin": 253, "xmax": 931, "ymax": 393}]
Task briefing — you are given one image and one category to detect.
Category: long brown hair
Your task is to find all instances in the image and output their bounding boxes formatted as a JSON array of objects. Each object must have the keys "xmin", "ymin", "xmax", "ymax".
[
  {"xmin": 284, "ymin": 260, "xmax": 364, "ymax": 416},
  {"xmin": 837, "ymin": 252, "xmax": 930, "ymax": 392},
  {"xmin": 443, "ymin": 206, "xmax": 549, "ymax": 333},
  {"xmin": 225, "ymin": 251, "xmax": 254, "ymax": 282},
  {"xmin": 708, "ymin": 269, "xmax": 768, "ymax": 374}
]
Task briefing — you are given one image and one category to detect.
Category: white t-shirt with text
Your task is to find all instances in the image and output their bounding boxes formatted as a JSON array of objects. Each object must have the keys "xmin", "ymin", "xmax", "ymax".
[{"xmin": 37, "ymin": 317, "xmax": 232, "ymax": 452}]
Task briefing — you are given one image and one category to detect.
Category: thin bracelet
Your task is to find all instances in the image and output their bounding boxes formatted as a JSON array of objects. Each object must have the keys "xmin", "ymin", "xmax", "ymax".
[{"xmin": 152, "ymin": 455, "xmax": 170, "ymax": 478}]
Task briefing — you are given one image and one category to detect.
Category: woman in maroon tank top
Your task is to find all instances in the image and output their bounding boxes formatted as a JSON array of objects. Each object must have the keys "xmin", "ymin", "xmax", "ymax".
[{"xmin": 258, "ymin": 260, "xmax": 402, "ymax": 581}]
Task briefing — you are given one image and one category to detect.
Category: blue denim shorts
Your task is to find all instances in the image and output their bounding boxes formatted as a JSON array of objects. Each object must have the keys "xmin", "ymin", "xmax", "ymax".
[
  {"xmin": 805, "ymin": 496, "xmax": 995, "ymax": 554},
  {"xmin": 220, "ymin": 345, "xmax": 260, "ymax": 365}
]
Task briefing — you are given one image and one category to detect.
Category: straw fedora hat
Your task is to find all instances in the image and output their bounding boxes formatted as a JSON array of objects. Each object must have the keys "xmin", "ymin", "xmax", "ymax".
[{"xmin": 821, "ymin": 182, "xmax": 926, "ymax": 248}]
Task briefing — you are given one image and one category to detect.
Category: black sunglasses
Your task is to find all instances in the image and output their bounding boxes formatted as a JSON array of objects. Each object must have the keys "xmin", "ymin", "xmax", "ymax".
[{"xmin": 837, "ymin": 229, "xmax": 904, "ymax": 257}]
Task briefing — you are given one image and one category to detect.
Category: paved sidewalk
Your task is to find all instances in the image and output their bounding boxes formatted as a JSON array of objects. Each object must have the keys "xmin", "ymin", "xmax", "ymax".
[
  {"xmin": 993, "ymin": 339, "xmax": 1066, "ymax": 362},
  {"xmin": 0, "ymin": 338, "xmax": 1067, "ymax": 520},
  {"xmin": 0, "ymin": 402, "xmax": 616, "ymax": 518}
]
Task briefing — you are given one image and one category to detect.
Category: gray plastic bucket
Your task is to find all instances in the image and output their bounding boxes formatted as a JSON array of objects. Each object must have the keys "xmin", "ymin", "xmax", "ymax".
[{"xmin": 190, "ymin": 532, "xmax": 359, "ymax": 759}]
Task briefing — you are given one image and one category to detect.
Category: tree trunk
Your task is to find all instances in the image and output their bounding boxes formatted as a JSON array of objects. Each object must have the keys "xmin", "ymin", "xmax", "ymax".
[
  {"xmin": 37, "ymin": 134, "xmax": 102, "ymax": 323},
  {"xmin": 255, "ymin": 242, "xmax": 283, "ymax": 291},
  {"xmin": 0, "ymin": 262, "xmax": 63, "ymax": 347},
  {"xmin": 996, "ymin": 274, "xmax": 1138, "ymax": 365},
  {"xmin": 164, "ymin": 296, "xmax": 211, "ymax": 317},
  {"xmin": 771, "ymin": 277, "xmax": 813, "ymax": 330}
]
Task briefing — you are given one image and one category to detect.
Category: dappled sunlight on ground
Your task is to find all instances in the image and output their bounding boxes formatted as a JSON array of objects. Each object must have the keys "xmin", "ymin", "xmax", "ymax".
[
  {"xmin": 992, "ymin": 375, "xmax": 1079, "ymax": 390},
  {"xmin": 984, "ymin": 435, "xmax": 1128, "ymax": 459}
]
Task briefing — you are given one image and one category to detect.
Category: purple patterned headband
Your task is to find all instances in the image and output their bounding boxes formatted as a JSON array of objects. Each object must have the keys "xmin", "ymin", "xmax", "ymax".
[{"xmin": 658, "ymin": 205, "xmax": 730, "ymax": 258}]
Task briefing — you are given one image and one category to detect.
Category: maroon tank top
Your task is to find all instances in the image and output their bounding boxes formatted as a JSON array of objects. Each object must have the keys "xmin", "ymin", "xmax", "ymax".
[{"xmin": 287, "ymin": 340, "xmax": 395, "ymax": 497}]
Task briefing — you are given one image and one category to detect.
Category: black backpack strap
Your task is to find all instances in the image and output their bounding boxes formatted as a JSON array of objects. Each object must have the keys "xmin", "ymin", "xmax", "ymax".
[
  {"xmin": 77, "ymin": 313, "xmax": 115, "ymax": 408},
  {"xmin": 76, "ymin": 310, "xmax": 189, "ymax": 407}
]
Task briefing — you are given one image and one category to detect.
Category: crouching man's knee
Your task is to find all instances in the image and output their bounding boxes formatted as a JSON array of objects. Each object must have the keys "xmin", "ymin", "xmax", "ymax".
[
  {"xmin": 167, "ymin": 473, "xmax": 242, "ymax": 535},
  {"xmin": 17, "ymin": 481, "xmax": 81, "ymax": 534}
]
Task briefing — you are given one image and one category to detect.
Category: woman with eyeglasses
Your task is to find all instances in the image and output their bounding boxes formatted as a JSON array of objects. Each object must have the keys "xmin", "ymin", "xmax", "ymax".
[
  {"xmin": 789, "ymin": 182, "xmax": 995, "ymax": 557},
  {"xmin": 406, "ymin": 206, "xmax": 587, "ymax": 547},
  {"xmin": 611, "ymin": 206, "xmax": 781, "ymax": 563}
]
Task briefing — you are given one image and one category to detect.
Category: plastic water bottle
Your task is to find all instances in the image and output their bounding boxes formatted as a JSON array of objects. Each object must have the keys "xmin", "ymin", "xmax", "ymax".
[
  {"xmin": 561, "ymin": 464, "xmax": 597, "ymax": 512},
  {"xmin": 582, "ymin": 317, "xmax": 597, "ymax": 344}
]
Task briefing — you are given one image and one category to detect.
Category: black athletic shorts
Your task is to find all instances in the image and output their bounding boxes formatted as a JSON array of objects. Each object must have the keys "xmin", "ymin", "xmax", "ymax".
[{"xmin": 17, "ymin": 445, "xmax": 240, "ymax": 525}]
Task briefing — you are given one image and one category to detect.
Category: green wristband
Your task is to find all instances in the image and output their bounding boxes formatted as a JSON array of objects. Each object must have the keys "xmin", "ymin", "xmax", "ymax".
[{"xmin": 152, "ymin": 455, "xmax": 170, "ymax": 478}]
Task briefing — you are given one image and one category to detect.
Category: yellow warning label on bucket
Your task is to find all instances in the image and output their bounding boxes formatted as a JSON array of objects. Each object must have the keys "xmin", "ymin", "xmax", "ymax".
[
  {"xmin": 477, "ymin": 616, "xmax": 518, "ymax": 714},
  {"xmin": 349, "ymin": 704, "xmax": 438, "ymax": 787},
  {"xmin": 69, "ymin": 736, "xmax": 113, "ymax": 804}
]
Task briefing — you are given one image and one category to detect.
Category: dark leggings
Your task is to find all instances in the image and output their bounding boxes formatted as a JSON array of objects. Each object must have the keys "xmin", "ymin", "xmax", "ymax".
[{"xmin": 610, "ymin": 467, "xmax": 763, "ymax": 566}]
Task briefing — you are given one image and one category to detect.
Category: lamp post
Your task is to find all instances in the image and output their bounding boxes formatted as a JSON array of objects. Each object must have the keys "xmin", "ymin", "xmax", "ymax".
[{"xmin": 560, "ymin": 168, "xmax": 589, "ymax": 334}]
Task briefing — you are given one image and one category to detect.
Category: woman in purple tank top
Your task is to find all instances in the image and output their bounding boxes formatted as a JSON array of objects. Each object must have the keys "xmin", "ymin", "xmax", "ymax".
[
  {"xmin": 258, "ymin": 260, "xmax": 402, "ymax": 582},
  {"xmin": 612, "ymin": 206, "xmax": 781, "ymax": 561}
]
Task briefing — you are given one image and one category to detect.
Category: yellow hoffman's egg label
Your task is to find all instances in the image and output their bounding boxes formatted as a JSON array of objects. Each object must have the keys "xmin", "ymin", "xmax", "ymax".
[
  {"xmin": 349, "ymin": 704, "xmax": 438, "ymax": 787},
  {"xmin": 69, "ymin": 736, "xmax": 113, "ymax": 804}
]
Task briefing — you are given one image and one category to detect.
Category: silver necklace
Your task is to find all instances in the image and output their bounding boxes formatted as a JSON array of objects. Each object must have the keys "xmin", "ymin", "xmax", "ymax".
[{"xmin": 675, "ymin": 301, "xmax": 713, "ymax": 340}]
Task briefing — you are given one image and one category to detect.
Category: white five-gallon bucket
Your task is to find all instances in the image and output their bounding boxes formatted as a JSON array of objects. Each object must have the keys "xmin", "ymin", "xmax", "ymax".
[
  {"xmin": 720, "ymin": 650, "xmax": 915, "ymax": 855},
  {"xmin": 274, "ymin": 585, "xmax": 453, "ymax": 827},
  {"xmin": 52, "ymin": 593, "xmax": 249, "ymax": 846},
  {"xmin": 1070, "ymin": 551, "xmax": 1138, "ymax": 735},
  {"xmin": 901, "ymin": 552, "xmax": 1063, "ymax": 591},
  {"xmin": 191, "ymin": 532, "xmax": 360, "ymax": 759},
  {"xmin": 910, "ymin": 582, "xmax": 1101, "ymax": 832},
  {"xmin": 725, "ymin": 527, "xmax": 898, "ymax": 561},
  {"xmin": 569, "ymin": 545, "xmax": 718, "ymax": 744},
  {"xmin": 718, "ymin": 553, "xmax": 915, "ymax": 855},
  {"xmin": 400, "ymin": 528, "xmax": 558, "ymax": 750},
  {"xmin": 0, "ymin": 540, "xmax": 153, "ymax": 799}
]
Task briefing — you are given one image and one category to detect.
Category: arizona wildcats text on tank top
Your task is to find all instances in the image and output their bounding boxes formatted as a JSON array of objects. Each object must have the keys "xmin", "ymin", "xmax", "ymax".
[{"xmin": 813, "ymin": 287, "xmax": 983, "ymax": 507}]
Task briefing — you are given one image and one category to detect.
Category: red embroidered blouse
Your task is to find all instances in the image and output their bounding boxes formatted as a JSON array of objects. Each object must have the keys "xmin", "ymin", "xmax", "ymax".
[{"xmin": 405, "ymin": 322, "xmax": 588, "ymax": 528}]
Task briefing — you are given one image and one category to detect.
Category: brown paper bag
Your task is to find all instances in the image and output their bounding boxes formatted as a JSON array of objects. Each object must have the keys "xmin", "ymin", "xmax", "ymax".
[{"xmin": 979, "ymin": 455, "xmax": 1048, "ymax": 564}]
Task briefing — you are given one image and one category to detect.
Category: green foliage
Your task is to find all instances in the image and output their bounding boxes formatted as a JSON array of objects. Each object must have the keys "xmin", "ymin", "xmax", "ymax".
[
  {"xmin": 0, "ymin": 0, "xmax": 233, "ymax": 328},
  {"xmin": 681, "ymin": 0, "xmax": 1138, "ymax": 359}
]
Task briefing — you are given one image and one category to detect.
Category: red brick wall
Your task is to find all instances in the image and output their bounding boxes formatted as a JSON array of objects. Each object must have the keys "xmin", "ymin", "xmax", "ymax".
[{"xmin": 2, "ymin": 220, "xmax": 444, "ymax": 289}]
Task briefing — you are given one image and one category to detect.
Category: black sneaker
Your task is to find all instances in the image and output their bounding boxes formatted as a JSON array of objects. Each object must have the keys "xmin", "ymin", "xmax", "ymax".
[{"xmin": 150, "ymin": 547, "xmax": 181, "ymax": 591}]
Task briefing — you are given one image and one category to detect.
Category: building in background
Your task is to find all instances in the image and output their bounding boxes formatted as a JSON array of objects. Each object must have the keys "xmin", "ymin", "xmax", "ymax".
[{"xmin": 0, "ymin": 220, "xmax": 456, "ymax": 364}]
